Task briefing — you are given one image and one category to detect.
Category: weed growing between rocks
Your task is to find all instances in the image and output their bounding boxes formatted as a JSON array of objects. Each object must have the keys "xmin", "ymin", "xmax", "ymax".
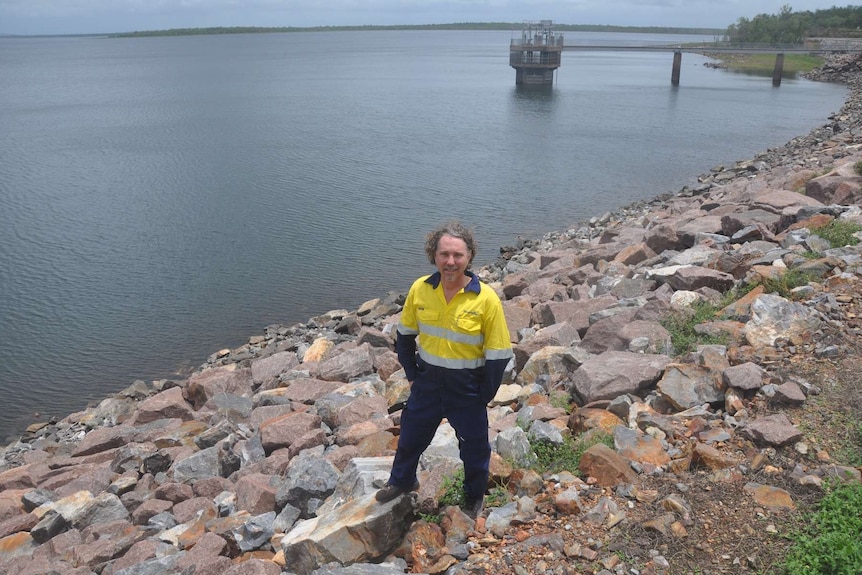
[
  {"xmin": 420, "ymin": 469, "xmax": 469, "ymax": 523},
  {"xmin": 549, "ymin": 389, "xmax": 572, "ymax": 413},
  {"xmin": 759, "ymin": 269, "xmax": 821, "ymax": 298},
  {"xmin": 809, "ymin": 220, "xmax": 862, "ymax": 248},
  {"xmin": 439, "ymin": 468, "xmax": 466, "ymax": 508},
  {"xmin": 661, "ymin": 300, "xmax": 730, "ymax": 356},
  {"xmin": 420, "ymin": 512, "xmax": 442, "ymax": 524},
  {"xmin": 529, "ymin": 431, "xmax": 614, "ymax": 476},
  {"xmin": 485, "ymin": 483, "xmax": 512, "ymax": 508}
]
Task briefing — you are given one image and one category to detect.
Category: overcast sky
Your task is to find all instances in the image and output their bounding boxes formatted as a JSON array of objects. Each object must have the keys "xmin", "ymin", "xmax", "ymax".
[{"xmin": 0, "ymin": 1, "xmax": 851, "ymax": 37}]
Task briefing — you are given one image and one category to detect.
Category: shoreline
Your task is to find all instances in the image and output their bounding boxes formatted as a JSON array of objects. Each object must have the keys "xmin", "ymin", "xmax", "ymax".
[{"xmin": 2, "ymin": 55, "xmax": 860, "ymax": 448}]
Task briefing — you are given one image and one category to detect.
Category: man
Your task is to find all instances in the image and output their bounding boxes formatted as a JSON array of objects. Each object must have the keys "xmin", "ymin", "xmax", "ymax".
[{"xmin": 375, "ymin": 221, "xmax": 513, "ymax": 519}]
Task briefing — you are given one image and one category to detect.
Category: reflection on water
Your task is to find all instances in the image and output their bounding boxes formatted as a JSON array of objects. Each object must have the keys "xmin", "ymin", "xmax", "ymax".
[
  {"xmin": 513, "ymin": 84, "xmax": 556, "ymax": 101},
  {"xmin": 726, "ymin": 68, "xmax": 801, "ymax": 80}
]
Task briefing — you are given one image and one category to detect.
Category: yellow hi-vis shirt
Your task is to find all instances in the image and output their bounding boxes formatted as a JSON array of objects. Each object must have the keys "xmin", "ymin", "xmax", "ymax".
[{"xmin": 398, "ymin": 271, "xmax": 513, "ymax": 373}]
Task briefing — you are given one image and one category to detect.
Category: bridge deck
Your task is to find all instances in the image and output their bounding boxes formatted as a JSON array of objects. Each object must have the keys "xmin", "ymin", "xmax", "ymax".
[{"xmin": 553, "ymin": 45, "xmax": 862, "ymax": 54}]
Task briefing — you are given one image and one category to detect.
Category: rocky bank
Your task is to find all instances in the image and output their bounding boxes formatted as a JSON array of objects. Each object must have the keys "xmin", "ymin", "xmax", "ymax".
[{"xmin": 2, "ymin": 55, "xmax": 862, "ymax": 575}]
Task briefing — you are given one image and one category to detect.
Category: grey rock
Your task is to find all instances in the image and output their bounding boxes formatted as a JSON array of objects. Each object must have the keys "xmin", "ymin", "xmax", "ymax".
[
  {"xmin": 527, "ymin": 420, "xmax": 564, "ymax": 446},
  {"xmin": 194, "ymin": 419, "xmax": 236, "ymax": 450},
  {"xmin": 666, "ymin": 245, "xmax": 722, "ymax": 267},
  {"xmin": 147, "ymin": 511, "xmax": 178, "ymax": 531},
  {"xmin": 316, "ymin": 457, "xmax": 393, "ymax": 516},
  {"xmin": 274, "ymin": 504, "xmax": 302, "ymax": 533},
  {"xmin": 418, "ymin": 423, "xmax": 461, "ymax": 470},
  {"xmin": 744, "ymin": 294, "xmax": 823, "ymax": 348},
  {"xmin": 307, "ymin": 561, "xmax": 410, "ymax": 575},
  {"xmin": 485, "ymin": 501, "xmax": 518, "ymax": 537},
  {"xmin": 142, "ymin": 450, "xmax": 172, "ymax": 476},
  {"xmin": 22, "ymin": 488, "xmax": 56, "ymax": 512},
  {"xmin": 209, "ymin": 393, "xmax": 254, "ymax": 422},
  {"xmin": 239, "ymin": 434, "xmax": 267, "ymax": 467},
  {"xmin": 583, "ymin": 496, "xmax": 621, "ymax": 525},
  {"xmin": 232, "ymin": 511, "xmax": 276, "ymax": 552},
  {"xmin": 31, "ymin": 509, "xmax": 70, "ymax": 543},
  {"xmin": 69, "ymin": 493, "xmax": 130, "ymax": 530},
  {"xmin": 171, "ymin": 446, "xmax": 221, "ymax": 483},
  {"xmin": 276, "ymin": 453, "xmax": 341, "ymax": 518},
  {"xmin": 494, "ymin": 427, "xmax": 536, "ymax": 468}
]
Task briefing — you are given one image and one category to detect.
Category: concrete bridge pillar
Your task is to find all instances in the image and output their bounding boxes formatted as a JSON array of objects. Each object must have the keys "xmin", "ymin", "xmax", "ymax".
[
  {"xmin": 671, "ymin": 51, "xmax": 682, "ymax": 86},
  {"xmin": 772, "ymin": 53, "xmax": 785, "ymax": 87}
]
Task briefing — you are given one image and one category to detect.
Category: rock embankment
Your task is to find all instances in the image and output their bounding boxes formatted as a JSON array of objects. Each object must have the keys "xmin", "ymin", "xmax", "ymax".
[{"xmin": 2, "ymin": 55, "xmax": 862, "ymax": 575}]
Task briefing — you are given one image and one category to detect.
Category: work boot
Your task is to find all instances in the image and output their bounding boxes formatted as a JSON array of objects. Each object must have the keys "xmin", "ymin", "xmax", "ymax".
[
  {"xmin": 375, "ymin": 481, "xmax": 420, "ymax": 503},
  {"xmin": 462, "ymin": 496, "xmax": 484, "ymax": 519}
]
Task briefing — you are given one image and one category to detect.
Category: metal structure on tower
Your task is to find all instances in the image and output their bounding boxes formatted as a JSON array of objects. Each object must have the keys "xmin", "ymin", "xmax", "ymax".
[{"xmin": 509, "ymin": 20, "xmax": 563, "ymax": 85}]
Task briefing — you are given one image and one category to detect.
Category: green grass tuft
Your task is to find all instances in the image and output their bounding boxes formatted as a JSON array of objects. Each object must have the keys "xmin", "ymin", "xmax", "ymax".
[
  {"xmin": 782, "ymin": 481, "xmax": 862, "ymax": 575},
  {"xmin": 419, "ymin": 512, "xmax": 441, "ymax": 524},
  {"xmin": 529, "ymin": 431, "xmax": 614, "ymax": 475},
  {"xmin": 660, "ymin": 300, "xmax": 729, "ymax": 357},
  {"xmin": 549, "ymin": 390, "xmax": 573, "ymax": 413},
  {"xmin": 485, "ymin": 484, "xmax": 511, "ymax": 508},
  {"xmin": 760, "ymin": 269, "xmax": 820, "ymax": 298},
  {"xmin": 438, "ymin": 468, "xmax": 465, "ymax": 508},
  {"xmin": 810, "ymin": 220, "xmax": 862, "ymax": 249}
]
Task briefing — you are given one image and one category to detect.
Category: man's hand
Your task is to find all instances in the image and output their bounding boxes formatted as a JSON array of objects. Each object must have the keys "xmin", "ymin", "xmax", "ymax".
[
  {"xmin": 388, "ymin": 400, "xmax": 408, "ymax": 414},
  {"xmin": 387, "ymin": 381, "xmax": 413, "ymax": 414}
]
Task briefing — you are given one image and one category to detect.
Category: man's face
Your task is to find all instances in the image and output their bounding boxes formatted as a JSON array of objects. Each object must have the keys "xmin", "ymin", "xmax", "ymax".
[{"xmin": 435, "ymin": 234, "xmax": 471, "ymax": 284}]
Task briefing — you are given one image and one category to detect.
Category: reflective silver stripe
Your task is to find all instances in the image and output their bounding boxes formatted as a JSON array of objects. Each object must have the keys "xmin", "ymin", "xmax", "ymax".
[
  {"xmin": 417, "ymin": 346, "xmax": 486, "ymax": 369},
  {"xmin": 486, "ymin": 348, "xmax": 514, "ymax": 360},
  {"xmin": 398, "ymin": 324, "xmax": 419, "ymax": 336},
  {"xmin": 418, "ymin": 321, "xmax": 484, "ymax": 346}
]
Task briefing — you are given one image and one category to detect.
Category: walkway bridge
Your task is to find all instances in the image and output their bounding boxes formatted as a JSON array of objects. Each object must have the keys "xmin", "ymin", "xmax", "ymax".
[{"xmin": 510, "ymin": 22, "xmax": 862, "ymax": 86}]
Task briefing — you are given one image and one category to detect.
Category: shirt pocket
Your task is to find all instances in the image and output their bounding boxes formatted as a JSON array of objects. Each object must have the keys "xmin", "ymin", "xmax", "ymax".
[
  {"xmin": 456, "ymin": 314, "xmax": 482, "ymax": 336},
  {"xmin": 417, "ymin": 309, "xmax": 439, "ymax": 324}
]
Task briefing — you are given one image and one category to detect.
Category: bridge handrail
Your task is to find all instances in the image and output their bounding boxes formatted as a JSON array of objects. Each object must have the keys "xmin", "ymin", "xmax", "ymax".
[
  {"xmin": 510, "ymin": 35, "xmax": 565, "ymax": 49},
  {"xmin": 680, "ymin": 42, "xmax": 806, "ymax": 50}
]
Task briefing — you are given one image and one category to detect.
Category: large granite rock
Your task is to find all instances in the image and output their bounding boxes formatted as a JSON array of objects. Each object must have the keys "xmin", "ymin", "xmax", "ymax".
[
  {"xmin": 279, "ymin": 492, "xmax": 415, "ymax": 575},
  {"xmin": 570, "ymin": 351, "xmax": 671, "ymax": 404}
]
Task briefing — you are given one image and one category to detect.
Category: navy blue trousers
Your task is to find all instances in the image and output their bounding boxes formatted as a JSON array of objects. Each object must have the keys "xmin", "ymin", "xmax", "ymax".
[{"xmin": 387, "ymin": 362, "xmax": 491, "ymax": 501}]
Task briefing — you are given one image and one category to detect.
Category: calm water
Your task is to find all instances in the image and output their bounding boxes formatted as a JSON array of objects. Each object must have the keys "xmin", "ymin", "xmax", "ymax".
[{"xmin": 0, "ymin": 30, "xmax": 848, "ymax": 442}]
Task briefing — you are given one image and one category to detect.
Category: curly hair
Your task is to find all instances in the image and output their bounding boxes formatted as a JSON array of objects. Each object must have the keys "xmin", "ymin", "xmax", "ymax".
[{"xmin": 424, "ymin": 220, "xmax": 477, "ymax": 267}]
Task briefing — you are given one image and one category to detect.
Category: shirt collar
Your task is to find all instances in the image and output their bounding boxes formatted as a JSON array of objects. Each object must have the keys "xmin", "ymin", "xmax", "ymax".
[{"xmin": 425, "ymin": 271, "xmax": 481, "ymax": 294}]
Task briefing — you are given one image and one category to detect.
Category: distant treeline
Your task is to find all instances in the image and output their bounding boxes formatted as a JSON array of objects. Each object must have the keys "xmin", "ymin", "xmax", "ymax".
[
  {"xmin": 109, "ymin": 22, "xmax": 724, "ymax": 39},
  {"xmin": 728, "ymin": 4, "xmax": 862, "ymax": 43}
]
